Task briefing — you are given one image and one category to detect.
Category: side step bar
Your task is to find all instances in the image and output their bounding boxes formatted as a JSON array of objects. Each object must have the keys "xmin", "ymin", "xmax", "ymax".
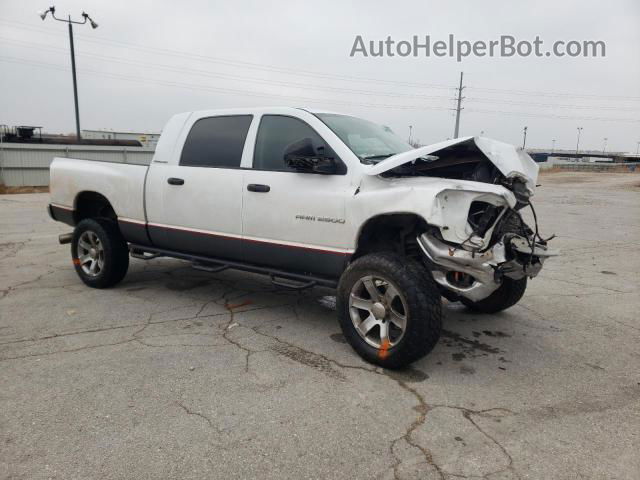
[
  {"xmin": 192, "ymin": 263, "xmax": 228, "ymax": 273},
  {"xmin": 127, "ymin": 243, "xmax": 337, "ymax": 289},
  {"xmin": 129, "ymin": 246, "xmax": 163, "ymax": 260},
  {"xmin": 269, "ymin": 275, "xmax": 316, "ymax": 291}
]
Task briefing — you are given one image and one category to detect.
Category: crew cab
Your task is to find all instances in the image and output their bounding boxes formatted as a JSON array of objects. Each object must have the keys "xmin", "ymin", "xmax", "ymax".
[{"xmin": 48, "ymin": 107, "xmax": 556, "ymax": 368}]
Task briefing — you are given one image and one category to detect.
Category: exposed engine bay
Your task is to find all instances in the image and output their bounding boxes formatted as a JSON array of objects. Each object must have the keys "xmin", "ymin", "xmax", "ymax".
[
  {"xmin": 383, "ymin": 148, "xmax": 533, "ymax": 205},
  {"xmin": 366, "ymin": 136, "xmax": 558, "ymax": 302}
]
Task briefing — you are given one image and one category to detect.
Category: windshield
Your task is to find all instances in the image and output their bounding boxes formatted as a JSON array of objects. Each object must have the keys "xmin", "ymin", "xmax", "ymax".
[{"xmin": 316, "ymin": 113, "xmax": 413, "ymax": 163}]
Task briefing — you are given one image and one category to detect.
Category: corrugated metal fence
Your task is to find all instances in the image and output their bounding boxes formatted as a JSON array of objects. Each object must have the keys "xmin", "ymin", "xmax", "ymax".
[
  {"xmin": 0, "ymin": 143, "xmax": 154, "ymax": 187},
  {"xmin": 538, "ymin": 159, "xmax": 638, "ymax": 172}
]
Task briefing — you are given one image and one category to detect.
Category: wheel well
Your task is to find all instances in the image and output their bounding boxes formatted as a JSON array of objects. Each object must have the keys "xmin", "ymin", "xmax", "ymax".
[
  {"xmin": 353, "ymin": 214, "xmax": 428, "ymax": 260},
  {"xmin": 74, "ymin": 191, "xmax": 117, "ymax": 223}
]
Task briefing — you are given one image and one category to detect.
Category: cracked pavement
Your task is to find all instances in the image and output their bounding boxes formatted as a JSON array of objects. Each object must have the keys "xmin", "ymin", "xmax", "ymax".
[{"xmin": 1, "ymin": 172, "xmax": 639, "ymax": 479}]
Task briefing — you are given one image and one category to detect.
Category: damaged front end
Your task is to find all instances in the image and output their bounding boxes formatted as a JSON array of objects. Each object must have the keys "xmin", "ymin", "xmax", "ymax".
[
  {"xmin": 367, "ymin": 136, "xmax": 558, "ymax": 302},
  {"xmin": 416, "ymin": 211, "xmax": 557, "ymax": 302}
]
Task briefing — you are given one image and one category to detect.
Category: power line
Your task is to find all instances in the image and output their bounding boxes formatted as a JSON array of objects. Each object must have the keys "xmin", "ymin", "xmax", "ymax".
[
  {"xmin": 468, "ymin": 85, "xmax": 640, "ymax": 101},
  {"xmin": 3, "ymin": 54, "xmax": 638, "ymax": 124},
  {"xmin": 2, "ymin": 19, "xmax": 639, "ymax": 102},
  {"xmin": 466, "ymin": 108, "xmax": 640, "ymax": 123},
  {"xmin": 5, "ymin": 36, "xmax": 637, "ymax": 117},
  {"xmin": 0, "ymin": 37, "xmax": 456, "ymax": 103},
  {"xmin": 0, "ymin": 20, "xmax": 456, "ymax": 91},
  {"xmin": 0, "ymin": 55, "xmax": 455, "ymax": 112},
  {"xmin": 465, "ymin": 96, "xmax": 640, "ymax": 112}
]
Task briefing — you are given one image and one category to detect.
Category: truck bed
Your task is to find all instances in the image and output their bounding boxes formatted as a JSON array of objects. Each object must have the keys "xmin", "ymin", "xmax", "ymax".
[{"xmin": 49, "ymin": 157, "xmax": 149, "ymax": 225}]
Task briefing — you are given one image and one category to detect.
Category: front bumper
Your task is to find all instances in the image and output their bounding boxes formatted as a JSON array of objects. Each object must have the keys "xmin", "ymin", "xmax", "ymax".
[{"xmin": 417, "ymin": 232, "xmax": 558, "ymax": 302}]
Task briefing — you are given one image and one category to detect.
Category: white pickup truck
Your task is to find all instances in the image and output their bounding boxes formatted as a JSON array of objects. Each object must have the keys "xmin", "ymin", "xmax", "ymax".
[{"xmin": 48, "ymin": 107, "xmax": 555, "ymax": 368}]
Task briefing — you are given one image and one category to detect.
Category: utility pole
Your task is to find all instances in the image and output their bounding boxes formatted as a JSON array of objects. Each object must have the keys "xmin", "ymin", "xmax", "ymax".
[
  {"xmin": 0, "ymin": 124, "xmax": 7, "ymax": 186},
  {"xmin": 552, "ymin": 139, "xmax": 556, "ymax": 153},
  {"xmin": 39, "ymin": 6, "xmax": 98, "ymax": 143},
  {"xmin": 408, "ymin": 125, "xmax": 413, "ymax": 145},
  {"xmin": 576, "ymin": 127, "xmax": 583, "ymax": 155},
  {"xmin": 67, "ymin": 17, "xmax": 81, "ymax": 142},
  {"xmin": 453, "ymin": 72, "xmax": 465, "ymax": 139},
  {"xmin": 522, "ymin": 126, "xmax": 528, "ymax": 149},
  {"xmin": 602, "ymin": 137, "xmax": 607, "ymax": 154}
]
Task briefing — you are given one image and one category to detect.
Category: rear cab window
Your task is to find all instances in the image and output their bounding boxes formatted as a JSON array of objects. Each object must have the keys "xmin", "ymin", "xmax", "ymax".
[{"xmin": 180, "ymin": 115, "xmax": 253, "ymax": 168}]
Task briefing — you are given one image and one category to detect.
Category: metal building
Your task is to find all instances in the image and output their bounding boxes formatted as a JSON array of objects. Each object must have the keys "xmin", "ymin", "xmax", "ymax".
[{"xmin": 81, "ymin": 129, "xmax": 161, "ymax": 148}]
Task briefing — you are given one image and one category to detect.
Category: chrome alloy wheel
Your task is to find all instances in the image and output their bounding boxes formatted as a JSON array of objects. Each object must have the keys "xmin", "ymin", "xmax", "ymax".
[
  {"xmin": 348, "ymin": 275, "xmax": 408, "ymax": 349},
  {"xmin": 76, "ymin": 230, "xmax": 105, "ymax": 277}
]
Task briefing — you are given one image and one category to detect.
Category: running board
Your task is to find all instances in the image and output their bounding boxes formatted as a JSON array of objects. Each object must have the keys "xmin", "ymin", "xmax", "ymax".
[
  {"xmin": 269, "ymin": 275, "xmax": 316, "ymax": 290},
  {"xmin": 127, "ymin": 243, "xmax": 337, "ymax": 289},
  {"xmin": 129, "ymin": 246, "xmax": 163, "ymax": 260},
  {"xmin": 192, "ymin": 263, "xmax": 228, "ymax": 273}
]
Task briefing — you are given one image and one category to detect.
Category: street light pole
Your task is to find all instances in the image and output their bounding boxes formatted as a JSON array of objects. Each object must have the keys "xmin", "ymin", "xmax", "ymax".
[
  {"xmin": 602, "ymin": 137, "xmax": 607, "ymax": 154},
  {"xmin": 552, "ymin": 139, "xmax": 556, "ymax": 154},
  {"xmin": 408, "ymin": 125, "xmax": 413, "ymax": 145},
  {"xmin": 576, "ymin": 127, "xmax": 583, "ymax": 155},
  {"xmin": 522, "ymin": 126, "xmax": 528, "ymax": 149},
  {"xmin": 67, "ymin": 18, "xmax": 81, "ymax": 143},
  {"xmin": 39, "ymin": 6, "xmax": 98, "ymax": 143}
]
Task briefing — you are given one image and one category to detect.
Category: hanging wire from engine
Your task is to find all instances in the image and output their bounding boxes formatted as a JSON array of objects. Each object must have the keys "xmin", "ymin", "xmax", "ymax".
[
  {"xmin": 512, "ymin": 209, "xmax": 535, "ymax": 271},
  {"xmin": 528, "ymin": 201, "xmax": 556, "ymax": 244},
  {"xmin": 450, "ymin": 199, "xmax": 554, "ymax": 266},
  {"xmin": 512, "ymin": 200, "xmax": 555, "ymax": 271}
]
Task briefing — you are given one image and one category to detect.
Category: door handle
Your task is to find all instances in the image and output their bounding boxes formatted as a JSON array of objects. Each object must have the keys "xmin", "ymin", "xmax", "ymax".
[
  {"xmin": 247, "ymin": 184, "xmax": 270, "ymax": 193},
  {"xmin": 167, "ymin": 177, "xmax": 184, "ymax": 185}
]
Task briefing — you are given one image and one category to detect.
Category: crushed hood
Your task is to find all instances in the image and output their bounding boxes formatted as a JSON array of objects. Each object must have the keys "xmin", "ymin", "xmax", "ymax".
[{"xmin": 365, "ymin": 136, "xmax": 539, "ymax": 189}]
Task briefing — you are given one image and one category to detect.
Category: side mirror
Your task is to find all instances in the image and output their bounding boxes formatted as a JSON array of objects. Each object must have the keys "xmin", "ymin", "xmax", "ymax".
[{"xmin": 284, "ymin": 138, "xmax": 337, "ymax": 174}]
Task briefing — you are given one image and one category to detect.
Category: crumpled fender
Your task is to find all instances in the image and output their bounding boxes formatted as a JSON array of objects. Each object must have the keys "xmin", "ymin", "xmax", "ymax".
[{"xmin": 350, "ymin": 176, "xmax": 517, "ymax": 249}]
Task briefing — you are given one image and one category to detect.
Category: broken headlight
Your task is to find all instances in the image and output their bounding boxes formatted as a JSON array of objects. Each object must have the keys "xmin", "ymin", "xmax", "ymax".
[
  {"xmin": 509, "ymin": 177, "xmax": 534, "ymax": 208},
  {"xmin": 467, "ymin": 201, "xmax": 503, "ymax": 237}
]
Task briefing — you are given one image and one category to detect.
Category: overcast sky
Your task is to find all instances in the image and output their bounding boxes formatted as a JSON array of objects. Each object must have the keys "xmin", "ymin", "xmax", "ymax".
[{"xmin": 1, "ymin": 0, "xmax": 639, "ymax": 152}]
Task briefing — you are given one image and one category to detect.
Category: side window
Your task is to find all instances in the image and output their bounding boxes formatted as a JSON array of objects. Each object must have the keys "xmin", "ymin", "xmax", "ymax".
[
  {"xmin": 253, "ymin": 115, "xmax": 344, "ymax": 173},
  {"xmin": 180, "ymin": 115, "xmax": 252, "ymax": 168}
]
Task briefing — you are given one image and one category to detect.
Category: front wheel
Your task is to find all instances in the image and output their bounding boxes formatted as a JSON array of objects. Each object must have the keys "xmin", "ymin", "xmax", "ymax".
[
  {"xmin": 461, "ymin": 277, "xmax": 527, "ymax": 313},
  {"xmin": 337, "ymin": 252, "xmax": 442, "ymax": 369},
  {"xmin": 71, "ymin": 218, "xmax": 129, "ymax": 288}
]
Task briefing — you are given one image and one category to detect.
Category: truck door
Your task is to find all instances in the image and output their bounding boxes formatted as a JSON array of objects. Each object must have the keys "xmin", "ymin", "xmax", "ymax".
[
  {"xmin": 147, "ymin": 115, "xmax": 252, "ymax": 260},
  {"xmin": 241, "ymin": 114, "xmax": 353, "ymax": 279}
]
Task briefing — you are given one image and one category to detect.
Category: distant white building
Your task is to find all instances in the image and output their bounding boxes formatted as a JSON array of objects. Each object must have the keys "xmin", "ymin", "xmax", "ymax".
[
  {"xmin": 582, "ymin": 156, "xmax": 613, "ymax": 163},
  {"xmin": 81, "ymin": 129, "xmax": 160, "ymax": 148},
  {"xmin": 547, "ymin": 156, "xmax": 613, "ymax": 164}
]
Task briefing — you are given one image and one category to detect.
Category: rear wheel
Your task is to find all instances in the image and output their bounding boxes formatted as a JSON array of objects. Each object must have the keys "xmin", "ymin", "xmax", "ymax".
[
  {"xmin": 71, "ymin": 218, "xmax": 129, "ymax": 288},
  {"xmin": 337, "ymin": 252, "xmax": 442, "ymax": 369},
  {"xmin": 461, "ymin": 277, "xmax": 527, "ymax": 313}
]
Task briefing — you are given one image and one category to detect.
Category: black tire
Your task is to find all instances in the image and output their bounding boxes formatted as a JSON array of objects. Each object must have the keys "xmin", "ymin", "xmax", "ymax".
[
  {"xmin": 461, "ymin": 277, "xmax": 527, "ymax": 314},
  {"xmin": 337, "ymin": 252, "xmax": 442, "ymax": 369},
  {"xmin": 71, "ymin": 218, "xmax": 129, "ymax": 288}
]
